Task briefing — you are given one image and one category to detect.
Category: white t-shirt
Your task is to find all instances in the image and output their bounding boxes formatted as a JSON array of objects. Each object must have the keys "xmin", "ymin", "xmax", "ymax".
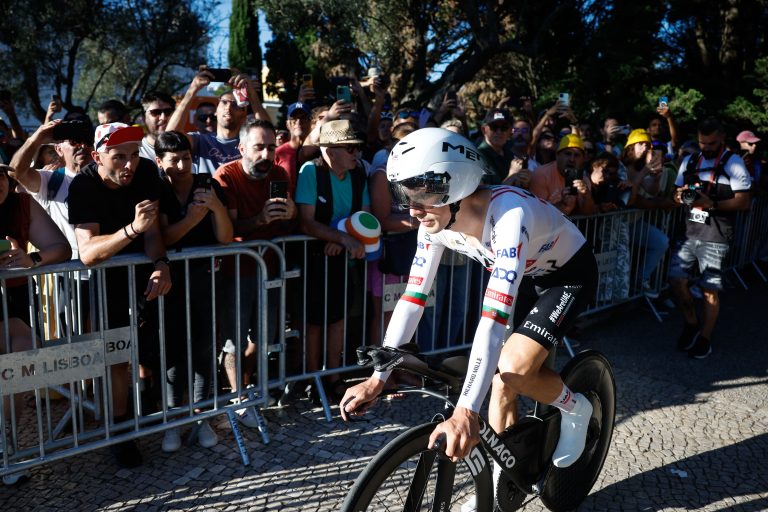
[{"xmin": 25, "ymin": 168, "xmax": 79, "ymax": 259}]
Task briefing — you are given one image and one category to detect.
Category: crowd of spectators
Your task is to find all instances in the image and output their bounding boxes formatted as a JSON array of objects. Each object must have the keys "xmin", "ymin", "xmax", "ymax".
[{"xmin": 1, "ymin": 66, "xmax": 767, "ymax": 474}]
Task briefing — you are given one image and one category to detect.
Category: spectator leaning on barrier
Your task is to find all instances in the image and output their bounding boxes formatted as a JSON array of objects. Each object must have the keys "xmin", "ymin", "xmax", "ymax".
[
  {"xmin": 138, "ymin": 91, "xmax": 175, "ymax": 162},
  {"xmin": 154, "ymin": 130, "xmax": 232, "ymax": 452},
  {"xmin": 530, "ymin": 133, "xmax": 596, "ymax": 216},
  {"xmin": 167, "ymin": 66, "xmax": 270, "ymax": 175},
  {"xmin": 669, "ymin": 117, "xmax": 751, "ymax": 359},
  {"xmin": 213, "ymin": 119, "xmax": 297, "ymax": 424},
  {"xmin": 67, "ymin": 123, "xmax": 171, "ymax": 468},
  {"xmin": 295, "ymin": 119, "xmax": 370, "ymax": 403},
  {"xmin": 620, "ymin": 128, "xmax": 673, "ymax": 297}
]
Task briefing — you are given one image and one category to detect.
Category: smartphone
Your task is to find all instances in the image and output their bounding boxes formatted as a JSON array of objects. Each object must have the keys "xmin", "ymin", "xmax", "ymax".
[
  {"xmin": 195, "ymin": 173, "xmax": 212, "ymax": 190},
  {"xmin": 302, "ymin": 74, "xmax": 313, "ymax": 88},
  {"xmin": 51, "ymin": 94, "xmax": 63, "ymax": 113},
  {"xmin": 618, "ymin": 125, "xmax": 631, "ymax": 136},
  {"xmin": 336, "ymin": 85, "xmax": 352, "ymax": 103},
  {"xmin": 0, "ymin": 239, "xmax": 11, "ymax": 255},
  {"xmin": 658, "ymin": 96, "xmax": 668, "ymax": 108},
  {"xmin": 206, "ymin": 68, "xmax": 232, "ymax": 82},
  {"xmin": 52, "ymin": 120, "xmax": 92, "ymax": 143},
  {"xmin": 650, "ymin": 149, "xmax": 664, "ymax": 171},
  {"xmin": 270, "ymin": 181, "xmax": 288, "ymax": 199},
  {"xmin": 446, "ymin": 90, "xmax": 457, "ymax": 101},
  {"xmin": 558, "ymin": 92, "xmax": 570, "ymax": 107}
]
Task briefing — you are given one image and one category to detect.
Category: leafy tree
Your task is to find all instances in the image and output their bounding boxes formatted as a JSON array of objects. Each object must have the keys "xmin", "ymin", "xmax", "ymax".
[{"xmin": 229, "ymin": 0, "xmax": 262, "ymax": 75}]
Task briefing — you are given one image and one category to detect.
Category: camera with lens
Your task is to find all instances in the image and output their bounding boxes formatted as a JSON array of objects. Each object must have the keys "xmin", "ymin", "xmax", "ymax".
[
  {"xmin": 563, "ymin": 168, "xmax": 580, "ymax": 195},
  {"xmin": 680, "ymin": 184, "xmax": 702, "ymax": 206}
]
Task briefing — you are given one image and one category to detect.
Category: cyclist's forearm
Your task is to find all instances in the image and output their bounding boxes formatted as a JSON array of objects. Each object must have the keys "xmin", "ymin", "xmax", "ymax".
[
  {"xmin": 455, "ymin": 320, "xmax": 506, "ymax": 412},
  {"xmin": 372, "ymin": 299, "xmax": 424, "ymax": 382}
]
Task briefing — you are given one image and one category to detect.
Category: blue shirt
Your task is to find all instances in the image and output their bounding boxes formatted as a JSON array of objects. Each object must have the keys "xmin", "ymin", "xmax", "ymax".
[
  {"xmin": 189, "ymin": 132, "xmax": 241, "ymax": 174},
  {"xmin": 295, "ymin": 160, "xmax": 370, "ymax": 224}
]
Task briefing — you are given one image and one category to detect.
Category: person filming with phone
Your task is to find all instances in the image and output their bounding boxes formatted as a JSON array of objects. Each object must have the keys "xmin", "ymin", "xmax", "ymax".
[{"xmin": 529, "ymin": 134, "xmax": 596, "ymax": 215}]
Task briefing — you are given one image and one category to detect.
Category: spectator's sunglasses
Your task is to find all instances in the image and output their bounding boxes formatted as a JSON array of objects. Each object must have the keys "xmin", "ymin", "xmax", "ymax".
[
  {"xmin": 328, "ymin": 145, "xmax": 358, "ymax": 154},
  {"xmin": 488, "ymin": 123, "xmax": 510, "ymax": 132},
  {"xmin": 397, "ymin": 111, "xmax": 420, "ymax": 119},
  {"xmin": 197, "ymin": 113, "xmax": 216, "ymax": 123},
  {"xmin": 146, "ymin": 108, "xmax": 174, "ymax": 117}
]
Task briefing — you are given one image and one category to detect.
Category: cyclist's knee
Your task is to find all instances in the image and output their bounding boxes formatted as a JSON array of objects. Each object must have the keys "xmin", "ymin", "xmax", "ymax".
[{"xmin": 492, "ymin": 373, "xmax": 519, "ymax": 400}]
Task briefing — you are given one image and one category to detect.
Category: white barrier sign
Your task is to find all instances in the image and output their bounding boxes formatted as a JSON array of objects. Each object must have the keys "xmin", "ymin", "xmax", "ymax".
[
  {"xmin": 0, "ymin": 327, "xmax": 133, "ymax": 395},
  {"xmin": 383, "ymin": 282, "xmax": 436, "ymax": 313}
]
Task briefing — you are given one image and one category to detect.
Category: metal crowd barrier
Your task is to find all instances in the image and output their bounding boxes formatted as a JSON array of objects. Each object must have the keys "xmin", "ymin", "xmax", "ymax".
[
  {"xmin": 2, "ymin": 198, "xmax": 766, "ymax": 479},
  {"xmin": 0, "ymin": 243, "xmax": 285, "ymax": 479}
]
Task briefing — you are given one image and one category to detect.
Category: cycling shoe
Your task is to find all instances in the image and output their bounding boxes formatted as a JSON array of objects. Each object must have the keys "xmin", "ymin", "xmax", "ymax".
[{"xmin": 552, "ymin": 393, "xmax": 593, "ymax": 468}]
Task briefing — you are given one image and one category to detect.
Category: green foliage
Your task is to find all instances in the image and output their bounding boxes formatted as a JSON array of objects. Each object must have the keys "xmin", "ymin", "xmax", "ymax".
[{"xmin": 229, "ymin": 0, "xmax": 262, "ymax": 75}]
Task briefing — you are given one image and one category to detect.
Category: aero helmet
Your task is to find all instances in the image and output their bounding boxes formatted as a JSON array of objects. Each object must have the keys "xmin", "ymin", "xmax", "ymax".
[{"xmin": 387, "ymin": 128, "xmax": 490, "ymax": 209}]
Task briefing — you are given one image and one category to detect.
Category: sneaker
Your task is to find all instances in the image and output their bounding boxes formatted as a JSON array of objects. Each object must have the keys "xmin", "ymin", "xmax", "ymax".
[
  {"xmin": 109, "ymin": 439, "xmax": 143, "ymax": 468},
  {"xmin": 278, "ymin": 381, "xmax": 303, "ymax": 407},
  {"xmin": 642, "ymin": 281, "xmax": 660, "ymax": 299},
  {"xmin": 688, "ymin": 335, "xmax": 712, "ymax": 359},
  {"xmin": 197, "ymin": 420, "xmax": 218, "ymax": 448},
  {"xmin": 552, "ymin": 393, "xmax": 593, "ymax": 468},
  {"xmin": 234, "ymin": 405, "xmax": 260, "ymax": 428},
  {"xmin": 677, "ymin": 323, "xmax": 699, "ymax": 351},
  {"xmin": 2, "ymin": 470, "xmax": 30, "ymax": 486},
  {"xmin": 161, "ymin": 428, "xmax": 181, "ymax": 452}
]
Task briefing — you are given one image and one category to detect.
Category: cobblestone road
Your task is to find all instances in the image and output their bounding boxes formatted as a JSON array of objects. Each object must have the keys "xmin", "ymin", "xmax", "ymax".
[{"xmin": 1, "ymin": 275, "xmax": 766, "ymax": 511}]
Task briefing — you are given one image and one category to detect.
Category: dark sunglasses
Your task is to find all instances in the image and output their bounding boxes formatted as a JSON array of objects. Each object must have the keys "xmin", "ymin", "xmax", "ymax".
[
  {"xmin": 330, "ymin": 145, "xmax": 358, "ymax": 154},
  {"xmin": 197, "ymin": 113, "xmax": 216, "ymax": 123},
  {"xmin": 489, "ymin": 123, "xmax": 510, "ymax": 132},
  {"xmin": 147, "ymin": 108, "xmax": 174, "ymax": 117},
  {"xmin": 397, "ymin": 111, "xmax": 420, "ymax": 119}
]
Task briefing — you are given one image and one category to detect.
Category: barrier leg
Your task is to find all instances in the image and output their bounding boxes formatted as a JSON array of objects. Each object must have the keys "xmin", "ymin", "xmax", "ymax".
[
  {"xmin": 314, "ymin": 375, "xmax": 333, "ymax": 423},
  {"xmin": 245, "ymin": 387, "xmax": 270, "ymax": 445},
  {"xmin": 731, "ymin": 268, "xmax": 748, "ymax": 290},
  {"xmin": 226, "ymin": 409, "xmax": 251, "ymax": 466},
  {"xmin": 752, "ymin": 261, "xmax": 767, "ymax": 282},
  {"xmin": 643, "ymin": 295, "xmax": 664, "ymax": 323}
]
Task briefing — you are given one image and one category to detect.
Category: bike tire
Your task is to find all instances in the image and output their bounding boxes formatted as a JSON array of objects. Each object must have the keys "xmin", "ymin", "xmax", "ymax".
[
  {"xmin": 540, "ymin": 350, "xmax": 616, "ymax": 512},
  {"xmin": 341, "ymin": 421, "xmax": 494, "ymax": 512}
]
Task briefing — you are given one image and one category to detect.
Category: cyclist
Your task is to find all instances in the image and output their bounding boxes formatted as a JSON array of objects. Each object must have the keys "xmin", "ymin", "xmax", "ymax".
[{"xmin": 341, "ymin": 128, "xmax": 597, "ymax": 471}]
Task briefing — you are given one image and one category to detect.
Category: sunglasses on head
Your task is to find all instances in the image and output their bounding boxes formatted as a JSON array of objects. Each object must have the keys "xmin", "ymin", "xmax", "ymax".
[
  {"xmin": 147, "ymin": 108, "xmax": 174, "ymax": 117},
  {"xmin": 397, "ymin": 111, "xmax": 420, "ymax": 119},
  {"xmin": 197, "ymin": 113, "xmax": 215, "ymax": 123},
  {"xmin": 489, "ymin": 123, "xmax": 510, "ymax": 132}
]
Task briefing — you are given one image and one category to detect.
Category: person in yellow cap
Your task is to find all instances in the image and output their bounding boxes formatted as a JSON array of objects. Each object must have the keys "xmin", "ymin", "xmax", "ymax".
[
  {"xmin": 529, "ymin": 133, "xmax": 596, "ymax": 215},
  {"xmin": 620, "ymin": 127, "xmax": 674, "ymax": 299}
]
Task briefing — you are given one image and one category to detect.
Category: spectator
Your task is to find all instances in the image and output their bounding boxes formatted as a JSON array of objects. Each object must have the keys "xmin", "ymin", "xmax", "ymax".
[
  {"xmin": 194, "ymin": 101, "xmax": 217, "ymax": 134},
  {"xmin": 275, "ymin": 129, "xmax": 289, "ymax": 147},
  {"xmin": 295, "ymin": 119, "xmax": 370, "ymax": 402},
  {"xmin": 736, "ymin": 130, "xmax": 763, "ymax": 188},
  {"xmin": 534, "ymin": 129, "xmax": 557, "ymax": 165},
  {"xmin": 213, "ymin": 119, "xmax": 297, "ymax": 423},
  {"xmin": 476, "ymin": 108, "xmax": 514, "ymax": 184},
  {"xmin": 68, "ymin": 123, "xmax": 171, "ymax": 467},
  {"xmin": 669, "ymin": 117, "xmax": 751, "ymax": 359},
  {"xmin": 138, "ymin": 91, "xmax": 175, "ymax": 162},
  {"xmin": 274, "ymin": 102, "xmax": 311, "ymax": 193},
  {"xmin": 647, "ymin": 101, "xmax": 678, "ymax": 154},
  {"xmin": 620, "ymin": 128, "xmax": 673, "ymax": 297},
  {"xmin": 98, "ymin": 100, "xmax": 129, "ymax": 125},
  {"xmin": 155, "ymin": 130, "xmax": 232, "ymax": 452},
  {"xmin": 530, "ymin": 134, "xmax": 596, "ymax": 215},
  {"xmin": 167, "ymin": 67, "xmax": 270, "ymax": 174},
  {"xmin": 597, "ymin": 116, "xmax": 626, "ymax": 156},
  {"xmin": 590, "ymin": 152, "xmax": 634, "ymax": 212}
]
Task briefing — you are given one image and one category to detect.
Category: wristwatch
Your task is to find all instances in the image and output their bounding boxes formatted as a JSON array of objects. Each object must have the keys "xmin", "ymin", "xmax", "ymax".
[
  {"xmin": 29, "ymin": 251, "xmax": 42, "ymax": 268},
  {"xmin": 154, "ymin": 256, "xmax": 171, "ymax": 268}
]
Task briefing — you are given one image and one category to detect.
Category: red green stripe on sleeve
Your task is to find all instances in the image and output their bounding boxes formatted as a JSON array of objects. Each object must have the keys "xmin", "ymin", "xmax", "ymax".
[
  {"xmin": 402, "ymin": 290, "xmax": 428, "ymax": 307},
  {"xmin": 481, "ymin": 306, "xmax": 510, "ymax": 325}
]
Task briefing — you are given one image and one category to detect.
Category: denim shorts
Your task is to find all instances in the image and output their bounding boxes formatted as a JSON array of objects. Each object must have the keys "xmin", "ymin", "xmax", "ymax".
[{"xmin": 668, "ymin": 239, "xmax": 729, "ymax": 290}]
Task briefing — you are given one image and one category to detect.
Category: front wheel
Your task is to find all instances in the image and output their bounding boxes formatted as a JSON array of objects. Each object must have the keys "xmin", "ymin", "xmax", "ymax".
[{"xmin": 341, "ymin": 421, "xmax": 494, "ymax": 511}]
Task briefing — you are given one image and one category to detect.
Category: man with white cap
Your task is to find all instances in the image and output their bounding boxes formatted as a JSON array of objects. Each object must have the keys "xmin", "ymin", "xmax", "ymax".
[{"xmin": 68, "ymin": 122, "xmax": 171, "ymax": 468}]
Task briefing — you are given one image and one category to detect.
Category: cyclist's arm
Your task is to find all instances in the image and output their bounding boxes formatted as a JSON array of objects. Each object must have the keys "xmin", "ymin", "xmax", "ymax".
[
  {"xmin": 372, "ymin": 228, "xmax": 444, "ymax": 383},
  {"xmin": 456, "ymin": 208, "xmax": 528, "ymax": 413}
]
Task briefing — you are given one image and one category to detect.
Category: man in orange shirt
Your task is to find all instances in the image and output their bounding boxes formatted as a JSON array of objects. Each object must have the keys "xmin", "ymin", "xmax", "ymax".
[{"xmin": 530, "ymin": 134, "xmax": 595, "ymax": 216}]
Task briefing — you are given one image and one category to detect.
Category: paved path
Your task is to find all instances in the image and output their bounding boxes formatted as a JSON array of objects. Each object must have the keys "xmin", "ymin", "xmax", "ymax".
[{"xmin": 1, "ymin": 273, "xmax": 766, "ymax": 511}]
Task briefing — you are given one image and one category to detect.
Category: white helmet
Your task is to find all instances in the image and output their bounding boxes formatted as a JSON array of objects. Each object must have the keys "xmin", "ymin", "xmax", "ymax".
[{"xmin": 387, "ymin": 128, "xmax": 490, "ymax": 208}]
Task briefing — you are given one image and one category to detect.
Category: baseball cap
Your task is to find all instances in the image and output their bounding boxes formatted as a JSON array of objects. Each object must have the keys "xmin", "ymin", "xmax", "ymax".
[
  {"xmin": 557, "ymin": 133, "xmax": 585, "ymax": 152},
  {"xmin": 287, "ymin": 102, "xmax": 310, "ymax": 118},
  {"xmin": 482, "ymin": 108, "xmax": 512, "ymax": 126},
  {"xmin": 736, "ymin": 130, "xmax": 760, "ymax": 143},
  {"xmin": 93, "ymin": 123, "xmax": 144, "ymax": 152},
  {"xmin": 626, "ymin": 128, "xmax": 652, "ymax": 147}
]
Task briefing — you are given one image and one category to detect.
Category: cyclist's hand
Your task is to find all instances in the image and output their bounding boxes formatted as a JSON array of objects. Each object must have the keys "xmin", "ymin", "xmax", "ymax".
[
  {"xmin": 428, "ymin": 407, "xmax": 480, "ymax": 462},
  {"xmin": 340, "ymin": 377, "xmax": 385, "ymax": 421}
]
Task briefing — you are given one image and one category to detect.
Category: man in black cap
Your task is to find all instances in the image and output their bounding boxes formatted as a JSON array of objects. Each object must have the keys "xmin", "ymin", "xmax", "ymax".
[{"xmin": 477, "ymin": 108, "xmax": 517, "ymax": 184}]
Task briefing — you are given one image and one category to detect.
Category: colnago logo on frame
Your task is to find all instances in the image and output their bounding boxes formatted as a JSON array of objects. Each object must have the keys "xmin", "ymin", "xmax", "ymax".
[{"xmin": 478, "ymin": 417, "xmax": 516, "ymax": 469}]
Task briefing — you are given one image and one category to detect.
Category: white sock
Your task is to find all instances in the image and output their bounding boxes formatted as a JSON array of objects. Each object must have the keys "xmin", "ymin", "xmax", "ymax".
[{"xmin": 550, "ymin": 384, "xmax": 576, "ymax": 413}]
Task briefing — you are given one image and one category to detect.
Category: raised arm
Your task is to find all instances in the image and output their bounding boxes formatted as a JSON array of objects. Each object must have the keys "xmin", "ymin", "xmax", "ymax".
[{"xmin": 9, "ymin": 121, "xmax": 61, "ymax": 193}]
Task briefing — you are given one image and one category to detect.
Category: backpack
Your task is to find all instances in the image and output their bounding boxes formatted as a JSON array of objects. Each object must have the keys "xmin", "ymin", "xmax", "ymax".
[{"xmin": 312, "ymin": 158, "xmax": 366, "ymax": 225}]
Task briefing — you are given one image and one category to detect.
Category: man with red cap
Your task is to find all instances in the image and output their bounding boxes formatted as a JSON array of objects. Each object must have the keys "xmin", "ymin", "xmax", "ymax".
[
  {"xmin": 68, "ymin": 122, "xmax": 171, "ymax": 468},
  {"xmin": 736, "ymin": 130, "xmax": 763, "ymax": 187}
]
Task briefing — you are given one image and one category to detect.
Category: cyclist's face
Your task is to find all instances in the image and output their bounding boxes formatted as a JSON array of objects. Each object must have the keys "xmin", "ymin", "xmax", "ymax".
[{"xmin": 409, "ymin": 204, "xmax": 450, "ymax": 233}]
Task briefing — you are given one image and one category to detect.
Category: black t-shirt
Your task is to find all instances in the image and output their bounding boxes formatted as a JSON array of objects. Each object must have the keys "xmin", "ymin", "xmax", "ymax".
[
  {"xmin": 478, "ymin": 140, "xmax": 515, "ymax": 185},
  {"xmin": 67, "ymin": 158, "xmax": 164, "ymax": 255},
  {"xmin": 158, "ymin": 179, "xmax": 228, "ymax": 249}
]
